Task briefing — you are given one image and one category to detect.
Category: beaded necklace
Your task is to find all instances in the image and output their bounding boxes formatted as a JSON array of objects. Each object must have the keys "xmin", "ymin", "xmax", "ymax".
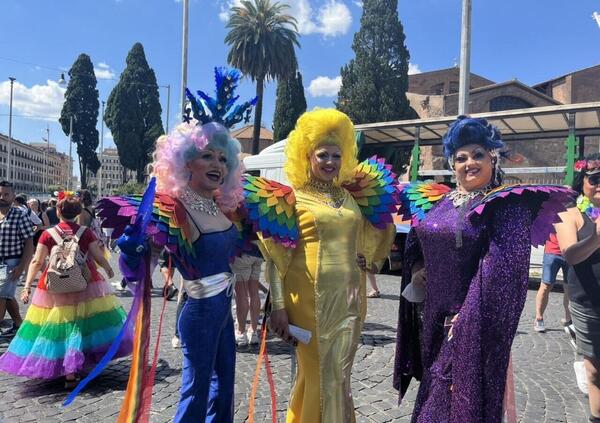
[
  {"xmin": 576, "ymin": 195, "xmax": 600, "ymax": 220},
  {"xmin": 302, "ymin": 179, "xmax": 346, "ymax": 210},
  {"xmin": 447, "ymin": 183, "xmax": 493, "ymax": 208},
  {"xmin": 179, "ymin": 186, "xmax": 219, "ymax": 216}
]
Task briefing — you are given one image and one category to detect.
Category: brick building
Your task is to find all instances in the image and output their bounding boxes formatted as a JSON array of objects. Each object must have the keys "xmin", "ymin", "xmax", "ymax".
[
  {"xmin": 230, "ymin": 125, "xmax": 274, "ymax": 154},
  {"xmin": 408, "ymin": 64, "xmax": 600, "ymax": 182}
]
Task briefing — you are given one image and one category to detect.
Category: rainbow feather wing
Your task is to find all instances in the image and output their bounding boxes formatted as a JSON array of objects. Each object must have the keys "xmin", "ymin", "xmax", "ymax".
[
  {"xmin": 225, "ymin": 206, "xmax": 255, "ymax": 256},
  {"xmin": 398, "ymin": 180, "xmax": 451, "ymax": 224},
  {"xmin": 97, "ymin": 193, "xmax": 196, "ymax": 262},
  {"xmin": 243, "ymin": 175, "xmax": 298, "ymax": 248},
  {"xmin": 343, "ymin": 156, "xmax": 401, "ymax": 229},
  {"xmin": 467, "ymin": 184, "xmax": 577, "ymax": 247}
]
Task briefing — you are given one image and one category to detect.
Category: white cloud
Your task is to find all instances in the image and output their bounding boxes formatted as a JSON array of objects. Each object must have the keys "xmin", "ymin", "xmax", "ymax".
[
  {"xmin": 0, "ymin": 79, "xmax": 65, "ymax": 120},
  {"xmin": 220, "ymin": 0, "xmax": 352, "ymax": 37},
  {"xmin": 94, "ymin": 62, "xmax": 116, "ymax": 80},
  {"xmin": 593, "ymin": 11, "xmax": 600, "ymax": 28},
  {"xmin": 308, "ymin": 75, "xmax": 342, "ymax": 97},
  {"xmin": 408, "ymin": 62, "xmax": 421, "ymax": 75},
  {"xmin": 352, "ymin": 1, "xmax": 363, "ymax": 7},
  {"xmin": 314, "ymin": 1, "xmax": 352, "ymax": 37}
]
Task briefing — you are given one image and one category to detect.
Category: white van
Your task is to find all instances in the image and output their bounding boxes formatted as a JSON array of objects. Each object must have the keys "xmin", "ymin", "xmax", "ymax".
[{"xmin": 243, "ymin": 139, "xmax": 288, "ymax": 183}]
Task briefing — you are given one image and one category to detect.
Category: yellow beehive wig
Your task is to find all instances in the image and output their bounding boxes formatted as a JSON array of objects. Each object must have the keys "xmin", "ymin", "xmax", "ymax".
[{"xmin": 284, "ymin": 108, "xmax": 358, "ymax": 188}]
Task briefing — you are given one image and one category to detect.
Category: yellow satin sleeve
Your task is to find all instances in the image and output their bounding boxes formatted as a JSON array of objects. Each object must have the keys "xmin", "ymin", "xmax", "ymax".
[
  {"xmin": 358, "ymin": 219, "xmax": 396, "ymax": 270},
  {"xmin": 256, "ymin": 234, "xmax": 294, "ymax": 311}
]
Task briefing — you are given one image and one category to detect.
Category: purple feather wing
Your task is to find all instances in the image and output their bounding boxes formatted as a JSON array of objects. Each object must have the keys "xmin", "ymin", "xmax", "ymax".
[
  {"xmin": 467, "ymin": 184, "xmax": 577, "ymax": 247},
  {"xmin": 96, "ymin": 193, "xmax": 197, "ymax": 264}
]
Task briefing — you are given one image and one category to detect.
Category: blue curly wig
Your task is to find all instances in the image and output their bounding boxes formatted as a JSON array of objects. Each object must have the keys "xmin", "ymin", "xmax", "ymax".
[{"xmin": 443, "ymin": 116, "xmax": 505, "ymax": 159}]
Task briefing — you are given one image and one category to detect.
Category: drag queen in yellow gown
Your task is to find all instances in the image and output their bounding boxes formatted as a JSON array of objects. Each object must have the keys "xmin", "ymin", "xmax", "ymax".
[{"xmin": 243, "ymin": 109, "xmax": 397, "ymax": 422}]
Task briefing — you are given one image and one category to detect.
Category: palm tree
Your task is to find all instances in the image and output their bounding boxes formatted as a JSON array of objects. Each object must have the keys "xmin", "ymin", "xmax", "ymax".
[{"xmin": 225, "ymin": 0, "xmax": 299, "ymax": 154}]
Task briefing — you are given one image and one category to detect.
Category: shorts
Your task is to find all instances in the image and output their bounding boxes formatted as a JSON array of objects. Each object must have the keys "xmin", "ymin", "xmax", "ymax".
[
  {"xmin": 0, "ymin": 258, "xmax": 22, "ymax": 299},
  {"xmin": 231, "ymin": 254, "xmax": 264, "ymax": 282},
  {"xmin": 570, "ymin": 300, "xmax": 600, "ymax": 359},
  {"xmin": 541, "ymin": 253, "xmax": 569, "ymax": 285}
]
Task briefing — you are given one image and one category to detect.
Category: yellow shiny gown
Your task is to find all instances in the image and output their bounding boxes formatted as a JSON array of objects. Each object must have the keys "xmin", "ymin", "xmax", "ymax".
[{"xmin": 260, "ymin": 189, "xmax": 394, "ymax": 423}]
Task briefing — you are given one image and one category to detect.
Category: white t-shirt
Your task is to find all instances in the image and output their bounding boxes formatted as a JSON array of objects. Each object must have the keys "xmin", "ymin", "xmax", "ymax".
[{"xmin": 19, "ymin": 205, "xmax": 42, "ymax": 226}]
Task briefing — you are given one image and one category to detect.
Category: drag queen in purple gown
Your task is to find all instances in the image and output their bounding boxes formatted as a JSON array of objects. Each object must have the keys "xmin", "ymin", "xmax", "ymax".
[{"xmin": 393, "ymin": 117, "xmax": 575, "ymax": 422}]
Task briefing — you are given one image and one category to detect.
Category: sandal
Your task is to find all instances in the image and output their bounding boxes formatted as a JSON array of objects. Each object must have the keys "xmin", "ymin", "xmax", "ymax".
[{"xmin": 367, "ymin": 290, "xmax": 381, "ymax": 298}]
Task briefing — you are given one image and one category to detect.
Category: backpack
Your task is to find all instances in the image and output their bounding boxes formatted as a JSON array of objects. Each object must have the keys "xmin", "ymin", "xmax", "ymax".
[{"xmin": 45, "ymin": 226, "xmax": 91, "ymax": 294}]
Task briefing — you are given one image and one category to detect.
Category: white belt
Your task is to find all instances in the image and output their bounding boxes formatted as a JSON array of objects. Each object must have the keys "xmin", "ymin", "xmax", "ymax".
[{"xmin": 182, "ymin": 272, "xmax": 234, "ymax": 299}]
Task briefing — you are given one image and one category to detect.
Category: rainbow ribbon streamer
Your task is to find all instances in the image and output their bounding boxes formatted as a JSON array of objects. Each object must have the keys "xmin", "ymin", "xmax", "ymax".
[{"xmin": 64, "ymin": 178, "xmax": 164, "ymax": 423}]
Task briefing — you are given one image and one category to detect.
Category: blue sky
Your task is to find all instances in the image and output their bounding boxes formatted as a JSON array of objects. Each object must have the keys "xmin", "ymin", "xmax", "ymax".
[{"xmin": 1, "ymin": 0, "xmax": 599, "ymax": 177}]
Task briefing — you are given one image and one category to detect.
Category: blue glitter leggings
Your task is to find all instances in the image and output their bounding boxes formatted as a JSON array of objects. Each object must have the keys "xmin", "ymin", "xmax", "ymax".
[{"xmin": 173, "ymin": 290, "xmax": 235, "ymax": 422}]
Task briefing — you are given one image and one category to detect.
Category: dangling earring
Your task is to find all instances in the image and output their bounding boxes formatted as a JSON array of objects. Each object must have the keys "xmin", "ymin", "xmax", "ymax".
[
  {"xmin": 188, "ymin": 172, "xmax": 193, "ymax": 182},
  {"xmin": 492, "ymin": 158, "xmax": 502, "ymax": 186}
]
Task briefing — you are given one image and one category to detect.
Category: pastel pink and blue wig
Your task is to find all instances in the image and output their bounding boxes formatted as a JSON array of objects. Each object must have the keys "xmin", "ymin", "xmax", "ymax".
[{"xmin": 150, "ymin": 122, "xmax": 243, "ymax": 212}]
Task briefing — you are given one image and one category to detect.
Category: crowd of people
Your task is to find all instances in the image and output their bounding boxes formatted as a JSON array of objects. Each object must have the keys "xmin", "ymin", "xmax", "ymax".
[{"xmin": 0, "ymin": 67, "xmax": 598, "ymax": 423}]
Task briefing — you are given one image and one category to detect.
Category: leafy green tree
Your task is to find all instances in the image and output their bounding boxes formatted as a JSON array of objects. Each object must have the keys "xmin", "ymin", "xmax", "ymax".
[
  {"xmin": 225, "ymin": 0, "xmax": 300, "ymax": 154},
  {"xmin": 112, "ymin": 180, "xmax": 146, "ymax": 196},
  {"xmin": 337, "ymin": 0, "xmax": 417, "ymax": 174},
  {"xmin": 273, "ymin": 71, "xmax": 307, "ymax": 142},
  {"xmin": 105, "ymin": 42, "xmax": 164, "ymax": 183},
  {"xmin": 59, "ymin": 54, "xmax": 101, "ymax": 189}
]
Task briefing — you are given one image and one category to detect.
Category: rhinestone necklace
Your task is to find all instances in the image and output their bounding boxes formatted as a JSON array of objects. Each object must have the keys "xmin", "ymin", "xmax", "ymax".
[
  {"xmin": 302, "ymin": 179, "xmax": 346, "ymax": 209},
  {"xmin": 447, "ymin": 183, "xmax": 493, "ymax": 208},
  {"xmin": 179, "ymin": 186, "xmax": 219, "ymax": 216}
]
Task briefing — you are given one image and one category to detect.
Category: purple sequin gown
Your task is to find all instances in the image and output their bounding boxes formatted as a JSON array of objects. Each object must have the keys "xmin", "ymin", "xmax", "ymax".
[{"xmin": 394, "ymin": 196, "xmax": 532, "ymax": 423}]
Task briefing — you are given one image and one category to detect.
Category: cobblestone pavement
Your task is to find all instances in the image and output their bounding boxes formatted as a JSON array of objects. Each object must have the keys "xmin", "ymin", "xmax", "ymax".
[{"xmin": 0, "ymin": 259, "xmax": 590, "ymax": 422}]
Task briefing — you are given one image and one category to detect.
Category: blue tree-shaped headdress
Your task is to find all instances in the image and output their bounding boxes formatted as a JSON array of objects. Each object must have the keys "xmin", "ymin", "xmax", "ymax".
[{"xmin": 183, "ymin": 67, "xmax": 258, "ymax": 129}]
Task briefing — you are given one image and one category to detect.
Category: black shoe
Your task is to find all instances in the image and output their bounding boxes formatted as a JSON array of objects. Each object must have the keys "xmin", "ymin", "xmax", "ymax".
[
  {"xmin": 166, "ymin": 286, "xmax": 179, "ymax": 301},
  {"xmin": 0, "ymin": 324, "xmax": 19, "ymax": 338}
]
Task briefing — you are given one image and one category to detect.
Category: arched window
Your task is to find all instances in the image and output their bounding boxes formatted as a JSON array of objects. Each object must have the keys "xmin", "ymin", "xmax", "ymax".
[
  {"xmin": 489, "ymin": 96, "xmax": 533, "ymax": 112},
  {"xmin": 432, "ymin": 83, "xmax": 444, "ymax": 95}
]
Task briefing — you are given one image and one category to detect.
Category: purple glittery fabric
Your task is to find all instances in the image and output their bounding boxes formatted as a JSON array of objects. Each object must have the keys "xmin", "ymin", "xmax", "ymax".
[{"xmin": 394, "ymin": 197, "xmax": 532, "ymax": 423}]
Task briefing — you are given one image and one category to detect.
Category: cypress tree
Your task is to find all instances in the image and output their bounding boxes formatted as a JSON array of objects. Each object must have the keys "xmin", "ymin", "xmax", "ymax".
[
  {"xmin": 337, "ymin": 0, "xmax": 416, "ymax": 124},
  {"xmin": 337, "ymin": 0, "xmax": 417, "ymax": 174},
  {"xmin": 273, "ymin": 71, "xmax": 307, "ymax": 142},
  {"xmin": 105, "ymin": 42, "xmax": 164, "ymax": 183},
  {"xmin": 59, "ymin": 54, "xmax": 101, "ymax": 189}
]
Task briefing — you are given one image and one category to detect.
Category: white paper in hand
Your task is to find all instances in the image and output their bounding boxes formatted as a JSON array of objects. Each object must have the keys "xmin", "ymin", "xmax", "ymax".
[
  {"xmin": 401, "ymin": 282, "xmax": 426, "ymax": 303},
  {"xmin": 288, "ymin": 324, "xmax": 312, "ymax": 344}
]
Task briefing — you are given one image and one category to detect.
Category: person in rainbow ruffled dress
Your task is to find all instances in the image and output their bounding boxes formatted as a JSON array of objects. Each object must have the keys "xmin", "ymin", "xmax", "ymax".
[
  {"xmin": 244, "ymin": 108, "xmax": 398, "ymax": 422},
  {"xmin": 0, "ymin": 193, "xmax": 130, "ymax": 388}
]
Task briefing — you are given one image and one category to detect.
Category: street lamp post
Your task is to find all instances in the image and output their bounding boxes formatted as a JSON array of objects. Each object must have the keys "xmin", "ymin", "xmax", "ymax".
[
  {"xmin": 44, "ymin": 125, "xmax": 49, "ymax": 195},
  {"xmin": 99, "ymin": 100, "xmax": 105, "ymax": 198},
  {"xmin": 181, "ymin": 0, "xmax": 189, "ymax": 117},
  {"xmin": 165, "ymin": 84, "xmax": 171, "ymax": 133},
  {"xmin": 7, "ymin": 77, "xmax": 16, "ymax": 182},
  {"xmin": 458, "ymin": 0, "xmax": 472, "ymax": 115}
]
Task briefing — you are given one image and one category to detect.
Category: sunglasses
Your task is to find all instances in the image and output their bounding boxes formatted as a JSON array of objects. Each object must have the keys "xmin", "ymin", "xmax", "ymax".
[
  {"xmin": 586, "ymin": 173, "xmax": 600, "ymax": 186},
  {"xmin": 0, "ymin": 181, "xmax": 14, "ymax": 187}
]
